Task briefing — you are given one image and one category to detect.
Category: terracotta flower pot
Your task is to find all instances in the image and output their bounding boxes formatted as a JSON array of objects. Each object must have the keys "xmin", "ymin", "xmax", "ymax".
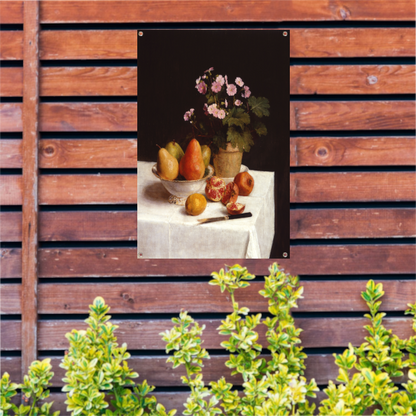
[{"xmin": 213, "ymin": 142, "xmax": 243, "ymax": 178}]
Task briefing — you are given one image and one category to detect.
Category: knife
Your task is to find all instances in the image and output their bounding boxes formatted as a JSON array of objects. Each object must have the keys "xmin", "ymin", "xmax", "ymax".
[{"xmin": 197, "ymin": 212, "xmax": 252, "ymax": 224}]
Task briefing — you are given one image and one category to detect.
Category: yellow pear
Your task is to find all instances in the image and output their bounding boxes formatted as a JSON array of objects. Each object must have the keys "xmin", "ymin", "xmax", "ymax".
[{"xmin": 157, "ymin": 148, "xmax": 179, "ymax": 180}]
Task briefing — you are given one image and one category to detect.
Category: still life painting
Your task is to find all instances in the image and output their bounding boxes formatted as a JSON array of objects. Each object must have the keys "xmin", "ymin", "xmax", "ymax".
[{"xmin": 137, "ymin": 29, "xmax": 289, "ymax": 259}]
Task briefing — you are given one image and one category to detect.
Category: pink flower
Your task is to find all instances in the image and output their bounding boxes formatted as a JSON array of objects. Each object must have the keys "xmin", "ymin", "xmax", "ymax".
[
  {"xmin": 204, "ymin": 67, "xmax": 214, "ymax": 73},
  {"xmin": 242, "ymin": 86, "xmax": 251, "ymax": 98},
  {"xmin": 208, "ymin": 103, "xmax": 217, "ymax": 115},
  {"xmin": 227, "ymin": 84, "xmax": 237, "ymax": 96},
  {"xmin": 224, "ymin": 99, "xmax": 228, "ymax": 108},
  {"xmin": 224, "ymin": 75, "xmax": 228, "ymax": 86},
  {"xmin": 235, "ymin": 99, "xmax": 242, "ymax": 106},
  {"xmin": 211, "ymin": 81, "xmax": 222, "ymax": 93},
  {"xmin": 217, "ymin": 109, "xmax": 226, "ymax": 119},
  {"xmin": 212, "ymin": 107, "xmax": 220, "ymax": 118},
  {"xmin": 183, "ymin": 111, "xmax": 191, "ymax": 121},
  {"xmin": 202, "ymin": 75, "xmax": 207, "ymax": 79},
  {"xmin": 196, "ymin": 81, "xmax": 207, "ymax": 94},
  {"xmin": 203, "ymin": 103, "xmax": 209, "ymax": 115},
  {"xmin": 195, "ymin": 76, "xmax": 201, "ymax": 84},
  {"xmin": 235, "ymin": 77, "xmax": 244, "ymax": 87},
  {"xmin": 216, "ymin": 75, "xmax": 225, "ymax": 86},
  {"xmin": 190, "ymin": 108, "xmax": 194, "ymax": 115}
]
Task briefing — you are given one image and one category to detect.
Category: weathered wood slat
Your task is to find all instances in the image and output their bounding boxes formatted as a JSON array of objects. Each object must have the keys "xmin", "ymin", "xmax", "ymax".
[
  {"xmin": 35, "ymin": 245, "xmax": 416, "ymax": 277},
  {"xmin": 4, "ymin": 137, "xmax": 414, "ymax": 169},
  {"xmin": 290, "ymin": 137, "xmax": 416, "ymax": 166},
  {"xmin": 1, "ymin": 317, "xmax": 411, "ymax": 351},
  {"xmin": 3, "ymin": 102, "xmax": 415, "ymax": 133},
  {"xmin": 0, "ymin": 1, "xmax": 23, "ymax": 24},
  {"xmin": 38, "ymin": 29, "xmax": 415, "ymax": 60},
  {"xmin": 291, "ymin": 208, "xmax": 416, "ymax": 239},
  {"xmin": 0, "ymin": 284, "xmax": 21, "ymax": 314},
  {"xmin": 291, "ymin": 172, "xmax": 416, "ymax": 202},
  {"xmin": 0, "ymin": 320, "xmax": 21, "ymax": 350},
  {"xmin": 2, "ymin": 245, "xmax": 415, "ymax": 279},
  {"xmin": 290, "ymin": 101, "xmax": 415, "ymax": 131},
  {"xmin": 2, "ymin": 353, "xmax": 408, "ymax": 388},
  {"xmin": 35, "ymin": 280, "xmax": 415, "ymax": 314},
  {"xmin": 40, "ymin": 30, "xmax": 136, "ymax": 60},
  {"xmin": 0, "ymin": 249, "xmax": 21, "ymax": 278},
  {"xmin": 0, "ymin": 139, "xmax": 22, "ymax": 168},
  {"xmin": 39, "ymin": 103, "xmax": 136, "ymax": 132},
  {"xmin": 39, "ymin": 139, "xmax": 137, "ymax": 168},
  {"xmin": 0, "ymin": 67, "xmax": 23, "ymax": 96},
  {"xmin": 0, "ymin": 103, "xmax": 23, "ymax": 132},
  {"xmin": 38, "ymin": 174, "xmax": 137, "ymax": 205},
  {"xmin": 4, "ymin": 65, "xmax": 411, "ymax": 97},
  {"xmin": 290, "ymin": 65, "xmax": 416, "ymax": 95},
  {"xmin": 35, "ymin": 1, "xmax": 416, "ymax": 23},
  {"xmin": 0, "ymin": 175, "xmax": 22, "ymax": 205},
  {"xmin": 0, "ymin": 31, "xmax": 23, "ymax": 60},
  {"xmin": 40, "ymin": 67, "xmax": 137, "ymax": 96},
  {"xmin": 2, "ymin": 208, "xmax": 415, "ymax": 242}
]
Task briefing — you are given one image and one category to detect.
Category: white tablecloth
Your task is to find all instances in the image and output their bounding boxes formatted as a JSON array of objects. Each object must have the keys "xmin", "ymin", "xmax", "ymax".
[{"xmin": 137, "ymin": 161, "xmax": 275, "ymax": 259}]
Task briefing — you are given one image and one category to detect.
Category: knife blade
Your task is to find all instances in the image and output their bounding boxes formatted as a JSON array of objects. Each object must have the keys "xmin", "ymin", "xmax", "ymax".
[{"xmin": 197, "ymin": 212, "xmax": 252, "ymax": 224}]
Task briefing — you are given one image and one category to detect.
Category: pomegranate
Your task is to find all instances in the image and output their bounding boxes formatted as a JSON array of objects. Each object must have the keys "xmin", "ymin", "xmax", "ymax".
[
  {"xmin": 205, "ymin": 176, "xmax": 226, "ymax": 202},
  {"xmin": 221, "ymin": 182, "xmax": 239, "ymax": 206},
  {"xmin": 226, "ymin": 202, "xmax": 245, "ymax": 215},
  {"xmin": 234, "ymin": 172, "xmax": 254, "ymax": 196}
]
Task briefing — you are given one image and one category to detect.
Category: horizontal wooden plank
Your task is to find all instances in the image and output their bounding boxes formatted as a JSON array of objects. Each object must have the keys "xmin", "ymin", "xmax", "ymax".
[
  {"xmin": 0, "ymin": 103, "xmax": 22, "ymax": 132},
  {"xmin": 39, "ymin": 102, "xmax": 136, "ymax": 132},
  {"xmin": 0, "ymin": 67, "xmax": 23, "ymax": 96},
  {"xmin": 37, "ymin": 1, "xmax": 415, "ymax": 23},
  {"xmin": 39, "ymin": 29, "xmax": 415, "ymax": 60},
  {"xmin": 291, "ymin": 208, "xmax": 416, "ymax": 238},
  {"xmin": 37, "ymin": 280, "xmax": 415, "ymax": 314},
  {"xmin": 0, "ymin": 31, "xmax": 23, "ymax": 60},
  {"xmin": 40, "ymin": 30, "xmax": 136, "ymax": 60},
  {"xmin": 44, "ymin": 354, "xmax": 348, "ymax": 387},
  {"xmin": 40, "ymin": 67, "xmax": 137, "ymax": 96},
  {"xmin": 1, "ymin": 316, "xmax": 412, "ymax": 351},
  {"xmin": 0, "ymin": 320, "xmax": 21, "ymax": 350},
  {"xmin": 0, "ymin": 249, "xmax": 21, "ymax": 279},
  {"xmin": 3, "ymin": 137, "xmax": 414, "ymax": 169},
  {"xmin": 0, "ymin": 175, "xmax": 22, "ymax": 205},
  {"xmin": 291, "ymin": 28, "xmax": 415, "ymax": 58},
  {"xmin": 0, "ymin": 357, "xmax": 20, "ymax": 381},
  {"xmin": 0, "ymin": 1, "xmax": 23, "ymax": 24},
  {"xmin": 0, "ymin": 139, "xmax": 22, "ymax": 168},
  {"xmin": 3, "ymin": 172, "xmax": 415, "ymax": 206},
  {"xmin": 290, "ymin": 137, "xmax": 416, "ymax": 166},
  {"xmin": 39, "ymin": 138, "xmax": 137, "ymax": 168},
  {"xmin": 2, "ymin": 208, "xmax": 414, "ymax": 242},
  {"xmin": 35, "ymin": 245, "xmax": 416, "ymax": 277},
  {"xmin": 2, "ymin": 245, "xmax": 414, "ymax": 279},
  {"xmin": 291, "ymin": 65, "xmax": 416, "ymax": 95},
  {"xmin": 0, "ymin": 284, "xmax": 21, "ymax": 314},
  {"xmin": 292, "ymin": 172, "xmax": 416, "ymax": 202},
  {"xmin": 39, "ymin": 174, "xmax": 136, "ymax": 205},
  {"xmin": 290, "ymin": 101, "xmax": 415, "ymax": 131}
]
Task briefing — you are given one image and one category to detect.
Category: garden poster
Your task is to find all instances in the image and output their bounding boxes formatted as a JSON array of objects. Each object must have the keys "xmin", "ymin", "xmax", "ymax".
[{"xmin": 137, "ymin": 29, "xmax": 289, "ymax": 259}]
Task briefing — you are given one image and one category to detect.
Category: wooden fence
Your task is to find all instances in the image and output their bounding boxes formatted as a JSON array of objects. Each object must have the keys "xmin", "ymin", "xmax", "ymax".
[{"xmin": 1, "ymin": 1, "xmax": 415, "ymax": 413}]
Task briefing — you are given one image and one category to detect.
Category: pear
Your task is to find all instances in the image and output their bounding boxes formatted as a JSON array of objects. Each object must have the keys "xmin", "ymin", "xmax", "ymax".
[
  {"xmin": 165, "ymin": 141, "xmax": 184, "ymax": 163},
  {"xmin": 201, "ymin": 145, "xmax": 211, "ymax": 168},
  {"xmin": 179, "ymin": 139, "xmax": 205, "ymax": 180},
  {"xmin": 157, "ymin": 147, "xmax": 179, "ymax": 180}
]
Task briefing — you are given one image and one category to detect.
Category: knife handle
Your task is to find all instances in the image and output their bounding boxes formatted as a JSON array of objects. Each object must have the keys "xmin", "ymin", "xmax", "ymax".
[{"xmin": 228, "ymin": 212, "xmax": 252, "ymax": 220}]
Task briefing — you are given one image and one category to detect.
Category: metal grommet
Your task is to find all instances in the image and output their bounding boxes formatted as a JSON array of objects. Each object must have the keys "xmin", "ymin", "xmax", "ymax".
[
  {"xmin": 283, "ymin": 31, "xmax": 288, "ymax": 37},
  {"xmin": 283, "ymin": 252, "xmax": 288, "ymax": 258},
  {"xmin": 139, "ymin": 31, "xmax": 144, "ymax": 37}
]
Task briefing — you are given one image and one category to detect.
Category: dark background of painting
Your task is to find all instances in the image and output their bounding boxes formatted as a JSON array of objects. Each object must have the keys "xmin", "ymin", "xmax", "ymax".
[{"xmin": 138, "ymin": 29, "xmax": 290, "ymax": 258}]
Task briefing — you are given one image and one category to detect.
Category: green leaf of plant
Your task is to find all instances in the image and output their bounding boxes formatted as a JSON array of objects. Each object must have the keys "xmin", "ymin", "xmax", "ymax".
[{"xmin": 248, "ymin": 96, "xmax": 270, "ymax": 118}]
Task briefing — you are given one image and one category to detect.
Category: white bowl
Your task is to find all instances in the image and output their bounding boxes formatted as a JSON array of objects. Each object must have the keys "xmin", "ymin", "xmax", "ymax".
[{"xmin": 152, "ymin": 164, "xmax": 214, "ymax": 205}]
